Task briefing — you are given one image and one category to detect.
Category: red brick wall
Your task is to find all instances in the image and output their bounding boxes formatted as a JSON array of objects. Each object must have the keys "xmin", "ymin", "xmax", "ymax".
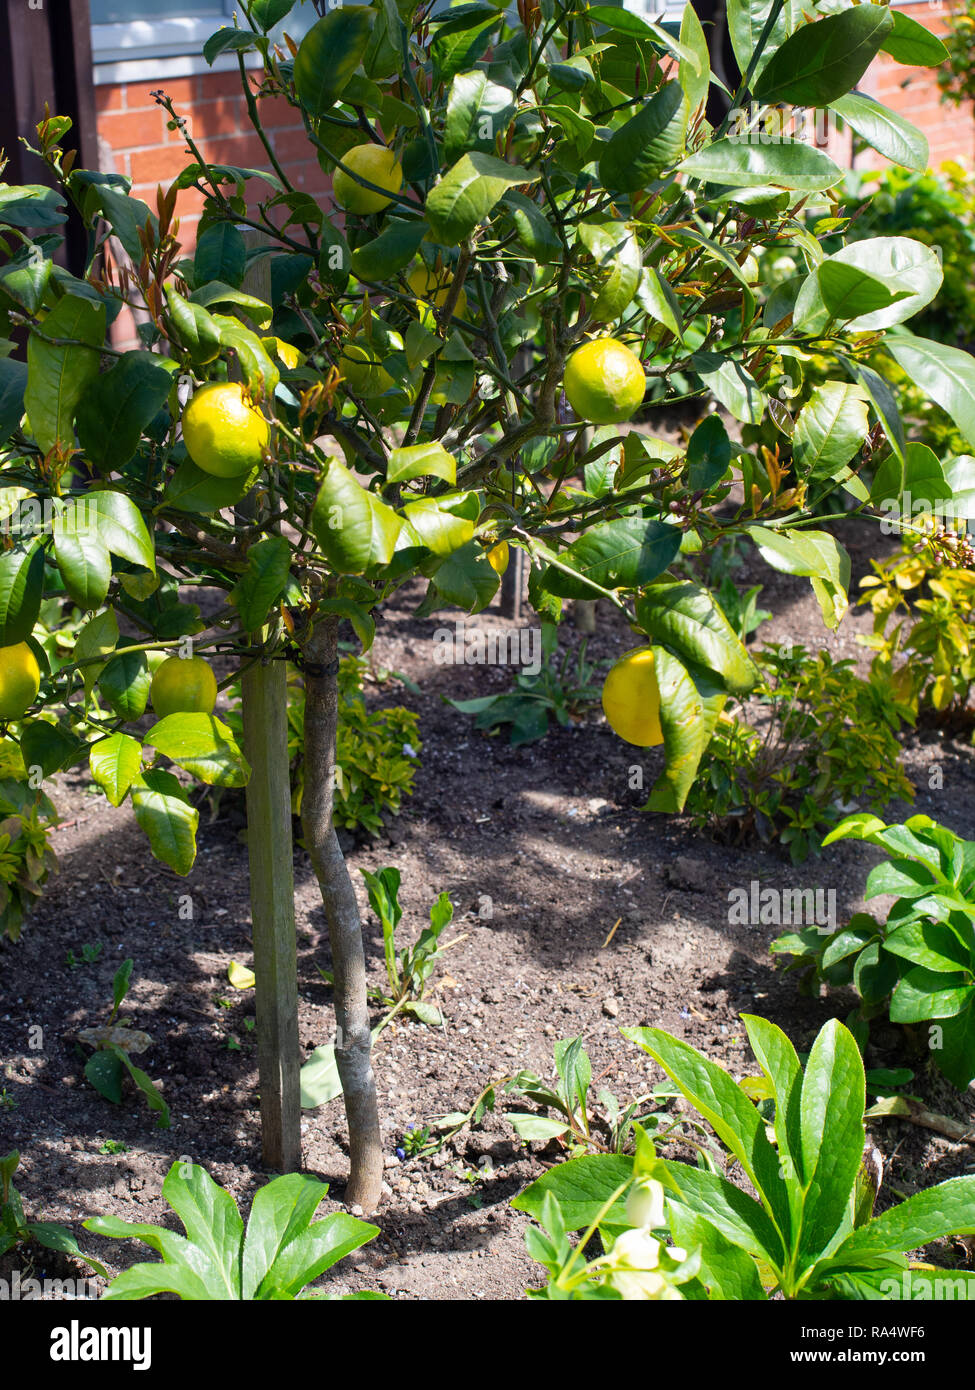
[
  {"xmin": 94, "ymin": 68, "xmax": 329, "ymax": 249},
  {"xmin": 858, "ymin": 3, "xmax": 974, "ymax": 169}
]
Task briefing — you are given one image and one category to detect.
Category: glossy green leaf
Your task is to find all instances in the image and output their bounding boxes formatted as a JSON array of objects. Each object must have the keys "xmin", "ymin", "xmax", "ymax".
[
  {"xmin": 644, "ymin": 647, "xmax": 725, "ymax": 812},
  {"xmin": 0, "ymin": 541, "xmax": 45, "ymax": 645},
  {"xmin": 836, "ymin": 1176, "xmax": 975, "ymax": 1262},
  {"xmin": 678, "ymin": 2, "xmax": 710, "ymax": 114},
  {"xmin": 512, "ymin": 1153, "xmax": 632, "ymax": 1230},
  {"xmin": 131, "ymin": 768, "xmax": 199, "ymax": 876},
  {"xmin": 194, "ymin": 222, "xmax": 247, "ymax": 288},
  {"xmin": 726, "ymin": 0, "xmax": 797, "ymax": 78},
  {"xmin": 792, "ymin": 382, "xmax": 869, "ymax": 479},
  {"xmin": 145, "ymin": 713, "xmax": 250, "ymax": 788},
  {"xmin": 753, "ymin": 8, "xmax": 892, "ymax": 107},
  {"xmin": 294, "ymin": 7, "xmax": 375, "ymax": 116},
  {"xmin": 98, "ymin": 649, "xmax": 152, "ymax": 721},
  {"xmin": 692, "ymin": 352, "xmax": 765, "ymax": 424},
  {"xmin": 445, "ymin": 70, "xmax": 516, "ymax": 162},
  {"xmin": 0, "ymin": 359, "xmax": 28, "ymax": 445},
  {"xmin": 25, "ymin": 293, "xmax": 104, "ymax": 454},
  {"xmin": 425, "ymin": 152, "xmax": 529, "ymax": 246},
  {"xmin": 686, "ymin": 414, "xmax": 731, "ymax": 489},
  {"xmin": 798, "ymin": 1019, "xmax": 866, "ymax": 1260},
  {"xmin": 350, "ymin": 219, "xmax": 428, "ymax": 283},
  {"xmin": 679, "ymin": 139, "xmax": 842, "ymax": 192},
  {"xmin": 882, "ymin": 10, "xmax": 947, "ymax": 66},
  {"xmin": 76, "ymin": 352, "xmax": 173, "ymax": 472},
  {"xmin": 311, "ymin": 458, "xmax": 402, "ymax": 574},
  {"xmin": 577, "ymin": 221, "xmax": 641, "ymax": 323},
  {"xmin": 542, "ymin": 517, "xmax": 681, "ymax": 600},
  {"xmin": 386, "ymin": 441, "xmax": 457, "ymax": 486},
  {"xmin": 230, "ymin": 535, "xmax": 292, "ymax": 632},
  {"xmin": 830, "ymin": 93, "xmax": 927, "ymax": 173},
  {"xmin": 90, "ymin": 732, "xmax": 143, "ymax": 807},
  {"xmin": 635, "ymin": 579, "xmax": 758, "ymax": 695},
  {"xmin": 501, "ymin": 189, "xmax": 561, "ymax": 264},
  {"xmin": 598, "ymin": 83, "xmax": 688, "ymax": 193},
  {"xmin": 887, "ymin": 337, "xmax": 975, "ymax": 453},
  {"xmin": 429, "ymin": 538, "xmax": 499, "ymax": 614},
  {"xmin": 795, "ymin": 237, "xmax": 942, "ymax": 334}
]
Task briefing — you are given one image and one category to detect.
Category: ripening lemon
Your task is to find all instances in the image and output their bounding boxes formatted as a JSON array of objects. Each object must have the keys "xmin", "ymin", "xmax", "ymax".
[
  {"xmin": 181, "ymin": 383, "xmax": 269, "ymax": 478},
  {"xmin": 333, "ymin": 144, "xmax": 402, "ymax": 215},
  {"xmin": 262, "ymin": 335, "xmax": 304, "ymax": 369},
  {"xmin": 338, "ymin": 341, "xmax": 395, "ymax": 398},
  {"xmin": 487, "ymin": 541, "xmax": 509, "ymax": 576},
  {"xmin": 150, "ymin": 655, "xmax": 218, "ymax": 718},
  {"xmin": 407, "ymin": 265, "xmax": 468, "ymax": 321},
  {"xmin": 563, "ymin": 338, "xmax": 646, "ymax": 425},
  {"xmin": 0, "ymin": 642, "xmax": 40, "ymax": 721},
  {"xmin": 601, "ymin": 646, "xmax": 664, "ymax": 747}
]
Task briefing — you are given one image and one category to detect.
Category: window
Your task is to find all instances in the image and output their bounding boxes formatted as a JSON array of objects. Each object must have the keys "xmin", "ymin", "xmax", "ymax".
[{"xmin": 90, "ymin": 1, "xmax": 318, "ymax": 83}]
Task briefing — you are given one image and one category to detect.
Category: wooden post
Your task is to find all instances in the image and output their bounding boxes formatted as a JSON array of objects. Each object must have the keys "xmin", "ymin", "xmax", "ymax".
[
  {"xmin": 235, "ymin": 230, "xmax": 301, "ymax": 1171},
  {"xmin": 241, "ymin": 659, "xmax": 302, "ymax": 1173}
]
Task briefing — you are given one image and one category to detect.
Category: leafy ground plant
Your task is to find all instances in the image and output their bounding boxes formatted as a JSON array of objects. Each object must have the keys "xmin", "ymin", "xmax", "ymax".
[
  {"xmin": 85, "ymin": 1161, "xmax": 383, "ymax": 1300},
  {"xmin": 448, "ymin": 625, "xmax": 606, "ymax": 747},
  {"xmin": 514, "ymin": 1017, "xmax": 975, "ymax": 1299},
  {"xmin": 773, "ymin": 813, "xmax": 975, "ymax": 1090},
  {"xmin": 685, "ymin": 644, "xmax": 914, "ymax": 862},
  {"xmin": 78, "ymin": 958, "xmax": 170, "ymax": 1128},
  {"xmin": 858, "ymin": 529, "xmax": 975, "ymax": 727},
  {"xmin": 1, "ymin": 1149, "xmax": 106, "ymax": 1276}
]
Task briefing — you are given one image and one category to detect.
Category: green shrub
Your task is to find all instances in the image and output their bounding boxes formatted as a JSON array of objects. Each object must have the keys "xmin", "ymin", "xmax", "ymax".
[
  {"xmin": 772, "ymin": 813, "xmax": 975, "ymax": 1090},
  {"xmin": 514, "ymin": 1017, "xmax": 975, "ymax": 1300},
  {"xmin": 858, "ymin": 530, "xmax": 975, "ymax": 725},
  {"xmin": 226, "ymin": 656, "xmax": 420, "ymax": 837},
  {"xmin": 0, "ymin": 765, "xmax": 58, "ymax": 942},
  {"xmin": 684, "ymin": 644, "xmax": 913, "ymax": 862}
]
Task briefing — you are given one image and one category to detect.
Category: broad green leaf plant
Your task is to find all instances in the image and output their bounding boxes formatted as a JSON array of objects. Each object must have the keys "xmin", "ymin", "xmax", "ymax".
[
  {"xmin": 514, "ymin": 1017, "xmax": 975, "ymax": 1299},
  {"xmin": 773, "ymin": 813, "xmax": 975, "ymax": 1089},
  {"xmin": 86, "ymin": 1161, "xmax": 383, "ymax": 1299},
  {"xmin": 1, "ymin": 0, "xmax": 973, "ymax": 1206}
]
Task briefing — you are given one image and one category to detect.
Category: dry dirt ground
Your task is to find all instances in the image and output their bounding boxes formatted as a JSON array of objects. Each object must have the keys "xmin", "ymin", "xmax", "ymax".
[{"xmin": 2, "ymin": 516, "xmax": 975, "ymax": 1300}]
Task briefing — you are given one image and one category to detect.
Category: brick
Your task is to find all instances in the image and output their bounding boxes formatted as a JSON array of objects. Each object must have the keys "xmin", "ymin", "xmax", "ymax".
[
  {"xmin": 195, "ymin": 133, "xmax": 267, "ymax": 167},
  {"xmin": 125, "ymin": 78, "xmax": 194, "ymax": 111},
  {"xmin": 129, "ymin": 143, "xmax": 199, "ymax": 186},
  {"xmin": 179, "ymin": 98, "xmax": 253, "ymax": 141},
  {"xmin": 97, "ymin": 107, "xmax": 166, "ymax": 151},
  {"xmin": 271, "ymin": 126, "xmax": 316, "ymax": 164},
  {"xmin": 258, "ymin": 96, "xmax": 303, "ymax": 131},
  {"xmin": 195, "ymin": 69, "xmax": 249, "ymax": 102},
  {"xmin": 94, "ymin": 85, "xmax": 124, "ymax": 114}
]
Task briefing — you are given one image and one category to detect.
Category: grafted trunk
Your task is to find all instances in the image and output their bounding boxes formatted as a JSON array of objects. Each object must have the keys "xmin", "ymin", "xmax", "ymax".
[{"xmin": 301, "ymin": 614, "xmax": 383, "ymax": 1212}]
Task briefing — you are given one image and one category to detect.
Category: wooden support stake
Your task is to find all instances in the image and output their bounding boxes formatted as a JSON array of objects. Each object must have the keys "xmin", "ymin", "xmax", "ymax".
[{"xmin": 241, "ymin": 658, "xmax": 302, "ymax": 1173}]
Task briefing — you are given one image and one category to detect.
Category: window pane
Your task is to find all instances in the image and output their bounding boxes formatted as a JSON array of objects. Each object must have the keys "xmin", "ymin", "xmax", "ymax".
[{"xmin": 91, "ymin": 1, "xmax": 224, "ymax": 20}]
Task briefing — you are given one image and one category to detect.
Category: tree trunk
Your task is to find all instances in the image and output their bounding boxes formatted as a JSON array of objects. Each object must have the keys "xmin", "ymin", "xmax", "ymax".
[{"xmin": 300, "ymin": 614, "xmax": 383, "ymax": 1212}]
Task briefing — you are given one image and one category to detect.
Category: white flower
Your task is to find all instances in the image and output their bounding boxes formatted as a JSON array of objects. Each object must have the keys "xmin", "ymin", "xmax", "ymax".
[
  {"xmin": 402, "ymin": 743, "xmax": 418, "ymax": 758},
  {"xmin": 625, "ymin": 1177, "xmax": 666, "ymax": 1231},
  {"xmin": 612, "ymin": 1228, "xmax": 661, "ymax": 1270}
]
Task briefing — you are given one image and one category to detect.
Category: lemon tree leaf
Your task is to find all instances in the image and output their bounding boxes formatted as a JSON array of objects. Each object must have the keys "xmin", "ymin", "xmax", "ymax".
[
  {"xmin": 577, "ymin": 222, "xmax": 641, "ymax": 323},
  {"xmin": 163, "ymin": 458, "xmax": 260, "ymax": 513},
  {"xmin": 98, "ymin": 650, "xmax": 152, "ymax": 720},
  {"xmin": 501, "ymin": 190, "xmax": 562, "ymax": 264},
  {"xmin": 311, "ymin": 458, "xmax": 402, "ymax": 573},
  {"xmin": 542, "ymin": 517, "xmax": 681, "ymax": 600},
  {"xmin": 645, "ymin": 649, "xmax": 726, "ymax": 812},
  {"xmin": 349, "ymin": 219, "xmax": 428, "ymax": 282},
  {"xmin": 598, "ymin": 83, "xmax": 688, "ymax": 193},
  {"xmin": 793, "ymin": 382, "xmax": 869, "ymax": 479},
  {"xmin": 692, "ymin": 352, "xmax": 766, "ymax": 425},
  {"xmin": 881, "ymin": 11, "xmax": 947, "ymax": 66},
  {"xmin": 679, "ymin": 139, "xmax": 842, "ymax": 192},
  {"xmin": 131, "ymin": 768, "xmax": 199, "ymax": 876},
  {"xmin": 829, "ymin": 94, "xmax": 927, "ymax": 173},
  {"xmin": 145, "ymin": 713, "xmax": 250, "ymax": 788},
  {"xmin": 635, "ymin": 580, "xmax": 759, "ymax": 695},
  {"xmin": 294, "ymin": 7, "xmax": 375, "ymax": 116},
  {"xmin": 887, "ymin": 337, "xmax": 975, "ymax": 453},
  {"xmin": 0, "ymin": 359, "xmax": 28, "ymax": 445},
  {"xmin": 73, "ymin": 609, "xmax": 119, "ymax": 699},
  {"xmin": 90, "ymin": 732, "xmax": 143, "ymax": 807},
  {"xmin": 25, "ymin": 293, "xmax": 104, "ymax": 454},
  {"xmin": 51, "ymin": 521, "xmax": 112, "ymax": 610},
  {"xmin": 753, "ymin": 7, "xmax": 892, "ymax": 107},
  {"xmin": 445, "ymin": 70, "xmax": 516, "ymax": 162},
  {"xmin": 386, "ymin": 442, "xmax": 457, "ymax": 486},
  {"xmin": 794, "ymin": 237, "xmax": 942, "ymax": 334},
  {"xmin": 0, "ymin": 540, "xmax": 45, "ymax": 645},
  {"xmin": 726, "ymin": 0, "xmax": 798, "ymax": 78},
  {"xmin": 425, "ymin": 152, "xmax": 529, "ymax": 246},
  {"xmin": 678, "ymin": 1, "xmax": 710, "ymax": 114},
  {"xmin": 403, "ymin": 493, "xmax": 478, "ymax": 556},
  {"xmin": 230, "ymin": 535, "xmax": 292, "ymax": 632},
  {"xmin": 76, "ymin": 352, "xmax": 174, "ymax": 473},
  {"xmin": 429, "ymin": 539, "xmax": 499, "ymax": 614}
]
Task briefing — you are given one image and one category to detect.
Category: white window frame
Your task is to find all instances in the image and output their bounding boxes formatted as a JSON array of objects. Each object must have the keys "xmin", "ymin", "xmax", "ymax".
[{"xmin": 91, "ymin": 1, "xmax": 318, "ymax": 85}]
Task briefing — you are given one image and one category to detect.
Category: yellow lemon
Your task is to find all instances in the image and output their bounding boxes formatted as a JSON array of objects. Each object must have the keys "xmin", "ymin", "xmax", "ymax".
[
  {"xmin": 150, "ymin": 655, "xmax": 218, "ymax": 717},
  {"xmin": 487, "ymin": 541, "xmax": 509, "ymax": 576},
  {"xmin": 338, "ymin": 341, "xmax": 394, "ymax": 398},
  {"xmin": 262, "ymin": 336, "xmax": 304, "ymax": 369},
  {"xmin": 563, "ymin": 338, "xmax": 646, "ymax": 425},
  {"xmin": 333, "ymin": 144, "xmax": 402, "ymax": 215},
  {"xmin": 407, "ymin": 265, "xmax": 468, "ymax": 320},
  {"xmin": 181, "ymin": 383, "xmax": 269, "ymax": 478},
  {"xmin": 601, "ymin": 646, "xmax": 664, "ymax": 746},
  {"xmin": 0, "ymin": 642, "xmax": 40, "ymax": 720}
]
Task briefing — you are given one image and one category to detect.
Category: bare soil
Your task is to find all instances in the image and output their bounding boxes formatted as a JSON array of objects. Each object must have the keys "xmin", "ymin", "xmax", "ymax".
[{"xmin": 2, "ymin": 515, "xmax": 975, "ymax": 1300}]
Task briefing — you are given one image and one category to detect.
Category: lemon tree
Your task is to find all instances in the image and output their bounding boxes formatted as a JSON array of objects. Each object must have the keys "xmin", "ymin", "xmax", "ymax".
[{"xmin": 1, "ymin": 0, "xmax": 972, "ymax": 1211}]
